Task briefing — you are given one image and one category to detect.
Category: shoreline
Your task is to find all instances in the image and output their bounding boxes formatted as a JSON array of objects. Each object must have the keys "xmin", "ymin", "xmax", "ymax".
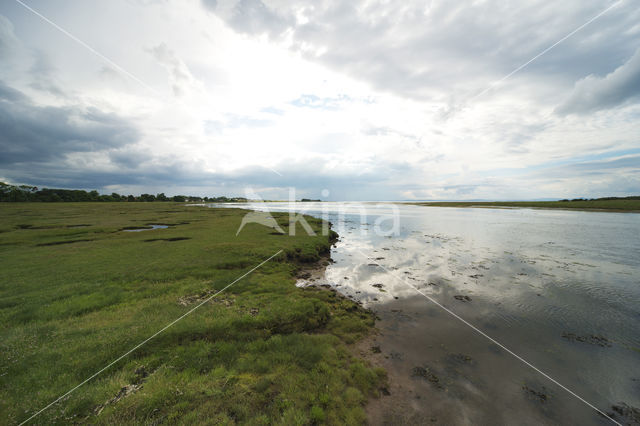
[
  {"xmin": 308, "ymin": 219, "xmax": 639, "ymax": 425},
  {"xmin": 294, "ymin": 251, "xmax": 396, "ymax": 424},
  {"xmin": 300, "ymin": 254, "xmax": 459, "ymax": 424},
  {"xmin": 294, "ymin": 225, "xmax": 462, "ymax": 424},
  {"xmin": 252, "ymin": 205, "xmax": 640, "ymax": 425}
]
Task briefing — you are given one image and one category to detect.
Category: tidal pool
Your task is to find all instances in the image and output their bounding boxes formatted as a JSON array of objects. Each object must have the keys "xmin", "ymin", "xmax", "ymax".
[
  {"xmin": 122, "ymin": 224, "xmax": 169, "ymax": 232},
  {"xmin": 214, "ymin": 202, "xmax": 640, "ymax": 424}
]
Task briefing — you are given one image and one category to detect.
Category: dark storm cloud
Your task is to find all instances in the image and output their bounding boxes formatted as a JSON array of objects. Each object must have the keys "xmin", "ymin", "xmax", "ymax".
[
  {"xmin": 109, "ymin": 148, "xmax": 148, "ymax": 169},
  {"xmin": 2, "ymin": 155, "xmax": 216, "ymax": 190},
  {"xmin": 0, "ymin": 79, "xmax": 26, "ymax": 102},
  {"xmin": 0, "ymin": 80, "xmax": 140, "ymax": 165},
  {"xmin": 1, "ymin": 154, "xmax": 394, "ymax": 199}
]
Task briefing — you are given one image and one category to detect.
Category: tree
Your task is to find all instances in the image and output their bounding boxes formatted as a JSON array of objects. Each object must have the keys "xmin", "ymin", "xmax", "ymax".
[{"xmin": 9, "ymin": 188, "xmax": 29, "ymax": 201}]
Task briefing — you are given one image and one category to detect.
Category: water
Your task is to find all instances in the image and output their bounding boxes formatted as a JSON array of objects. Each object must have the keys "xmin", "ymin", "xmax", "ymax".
[
  {"xmin": 122, "ymin": 224, "xmax": 168, "ymax": 232},
  {"xmin": 213, "ymin": 202, "xmax": 640, "ymax": 424}
]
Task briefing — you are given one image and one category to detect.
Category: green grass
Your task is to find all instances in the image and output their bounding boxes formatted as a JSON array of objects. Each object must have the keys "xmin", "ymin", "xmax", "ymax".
[
  {"xmin": 408, "ymin": 199, "xmax": 640, "ymax": 212},
  {"xmin": 0, "ymin": 203, "xmax": 384, "ymax": 425}
]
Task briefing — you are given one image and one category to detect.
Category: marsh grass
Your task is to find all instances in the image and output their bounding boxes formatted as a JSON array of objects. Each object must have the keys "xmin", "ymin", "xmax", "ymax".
[{"xmin": 0, "ymin": 203, "xmax": 384, "ymax": 424}]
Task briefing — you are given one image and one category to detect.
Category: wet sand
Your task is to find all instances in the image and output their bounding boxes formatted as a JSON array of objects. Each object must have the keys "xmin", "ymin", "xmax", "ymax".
[
  {"xmin": 356, "ymin": 295, "xmax": 629, "ymax": 425},
  {"xmin": 300, "ymin": 259, "xmax": 618, "ymax": 425}
]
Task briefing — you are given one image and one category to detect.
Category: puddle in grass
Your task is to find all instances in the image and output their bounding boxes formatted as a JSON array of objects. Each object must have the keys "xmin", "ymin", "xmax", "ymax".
[{"xmin": 122, "ymin": 224, "xmax": 168, "ymax": 232}]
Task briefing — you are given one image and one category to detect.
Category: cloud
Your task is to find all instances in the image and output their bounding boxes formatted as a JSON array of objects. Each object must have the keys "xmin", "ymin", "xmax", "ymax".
[
  {"xmin": 202, "ymin": 0, "xmax": 293, "ymax": 38},
  {"xmin": 518, "ymin": 153, "xmax": 640, "ymax": 198},
  {"xmin": 290, "ymin": 94, "xmax": 349, "ymax": 110},
  {"xmin": 108, "ymin": 147, "xmax": 149, "ymax": 169},
  {"xmin": 201, "ymin": 0, "xmax": 217, "ymax": 10},
  {"xmin": 0, "ymin": 151, "xmax": 394, "ymax": 199},
  {"xmin": 0, "ymin": 79, "xmax": 27, "ymax": 102},
  {"xmin": 0, "ymin": 80, "xmax": 140, "ymax": 165},
  {"xmin": 27, "ymin": 50, "xmax": 68, "ymax": 97},
  {"xmin": 530, "ymin": 153, "xmax": 640, "ymax": 178},
  {"xmin": 147, "ymin": 43, "xmax": 201, "ymax": 97},
  {"xmin": 556, "ymin": 48, "xmax": 640, "ymax": 115},
  {"xmin": 0, "ymin": 14, "xmax": 18, "ymax": 57},
  {"xmin": 203, "ymin": 1, "xmax": 640, "ymax": 104},
  {"xmin": 205, "ymin": 114, "xmax": 273, "ymax": 132}
]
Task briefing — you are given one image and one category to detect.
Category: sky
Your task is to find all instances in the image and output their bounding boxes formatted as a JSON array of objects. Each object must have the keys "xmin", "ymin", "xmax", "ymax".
[{"xmin": 0, "ymin": 0, "xmax": 639, "ymax": 201}]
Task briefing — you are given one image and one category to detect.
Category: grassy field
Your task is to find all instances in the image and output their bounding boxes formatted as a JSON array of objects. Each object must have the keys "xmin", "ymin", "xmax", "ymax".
[
  {"xmin": 0, "ymin": 203, "xmax": 384, "ymax": 425},
  {"xmin": 407, "ymin": 199, "xmax": 640, "ymax": 212}
]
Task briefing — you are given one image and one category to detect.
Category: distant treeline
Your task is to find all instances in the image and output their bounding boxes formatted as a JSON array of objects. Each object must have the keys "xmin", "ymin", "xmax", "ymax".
[
  {"xmin": 558, "ymin": 196, "xmax": 640, "ymax": 201},
  {"xmin": 0, "ymin": 182, "xmax": 247, "ymax": 203}
]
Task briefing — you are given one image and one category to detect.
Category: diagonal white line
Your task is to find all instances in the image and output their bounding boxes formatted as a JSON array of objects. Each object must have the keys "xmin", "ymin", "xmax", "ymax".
[
  {"xmin": 354, "ymin": 248, "xmax": 621, "ymax": 425},
  {"xmin": 450, "ymin": 0, "xmax": 624, "ymax": 113},
  {"xmin": 13, "ymin": 0, "xmax": 161, "ymax": 97},
  {"xmin": 19, "ymin": 249, "xmax": 283, "ymax": 425},
  {"xmin": 265, "ymin": 166, "xmax": 283, "ymax": 177}
]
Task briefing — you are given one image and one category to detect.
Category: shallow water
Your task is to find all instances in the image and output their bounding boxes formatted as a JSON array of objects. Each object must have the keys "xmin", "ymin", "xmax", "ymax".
[
  {"xmin": 123, "ymin": 224, "xmax": 168, "ymax": 232},
  {"xmin": 213, "ymin": 202, "xmax": 640, "ymax": 424}
]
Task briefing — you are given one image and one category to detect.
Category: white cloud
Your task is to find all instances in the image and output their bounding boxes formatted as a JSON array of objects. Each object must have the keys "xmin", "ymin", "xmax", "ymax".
[{"xmin": 146, "ymin": 43, "xmax": 203, "ymax": 97}]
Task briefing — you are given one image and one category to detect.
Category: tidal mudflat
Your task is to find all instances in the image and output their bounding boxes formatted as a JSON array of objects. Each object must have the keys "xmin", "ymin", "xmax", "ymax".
[{"xmin": 220, "ymin": 202, "xmax": 640, "ymax": 425}]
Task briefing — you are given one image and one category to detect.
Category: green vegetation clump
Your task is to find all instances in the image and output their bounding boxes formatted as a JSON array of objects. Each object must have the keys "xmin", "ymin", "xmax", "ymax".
[
  {"xmin": 0, "ymin": 203, "xmax": 384, "ymax": 424},
  {"xmin": 410, "ymin": 196, "xmax": 640, "ymax": 212}
]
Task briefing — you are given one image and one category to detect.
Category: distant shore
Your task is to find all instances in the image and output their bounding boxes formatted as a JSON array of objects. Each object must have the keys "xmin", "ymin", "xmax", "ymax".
[{"xmin": 405, "ymin": 199, "xmax": 640, "ymax": 213}]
